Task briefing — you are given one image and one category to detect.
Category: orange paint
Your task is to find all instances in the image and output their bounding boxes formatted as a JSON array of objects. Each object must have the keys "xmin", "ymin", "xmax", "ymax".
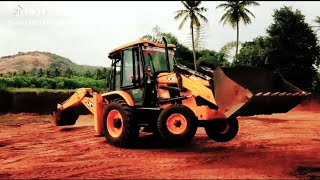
[
  {"xmin": 166, "ymin": 113, "xmax": 187, "ymax": 134},
  {"xmin": 106, "ymin": 109, "xmax": 123, "ymax": 138}
]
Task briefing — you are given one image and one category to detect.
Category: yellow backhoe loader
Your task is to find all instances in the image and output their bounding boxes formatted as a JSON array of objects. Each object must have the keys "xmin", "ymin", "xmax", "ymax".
[{"xmin": 54, "ymin": 38, "xmax": 310, "ymax": 148}]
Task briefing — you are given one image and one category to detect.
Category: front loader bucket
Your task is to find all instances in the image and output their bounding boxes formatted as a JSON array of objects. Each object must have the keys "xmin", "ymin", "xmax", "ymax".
[{"xmin": 213, "ymin": 66, "xmax": 310, "ymax": 118}]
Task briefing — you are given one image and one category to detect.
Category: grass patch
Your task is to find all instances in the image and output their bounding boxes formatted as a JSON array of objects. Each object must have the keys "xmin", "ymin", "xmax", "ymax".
[{"xmin": 7, "ymin": 88, "xmax": 76, "ymax": 93}]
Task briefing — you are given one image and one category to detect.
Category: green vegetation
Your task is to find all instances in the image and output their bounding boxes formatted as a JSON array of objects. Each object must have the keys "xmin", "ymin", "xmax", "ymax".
[
  {"xmin": 314, "ymin": 16, "xmax": 320, "ymax": 32},
  {"xmin": 142, "ymin": 2, "xmax": 320, "ymax": 93},
  {"xmin": 42, "ymin": 52, "xmax": 104, "ymax": 73},
  {"xmin": 1, "ymin": 2, "xmax": 320, "ymax": 95},
  {"xmin": 7, "ymin": 88, "xmax": 76, "ymax": 93},
  {"xmin": 174, "ymin": 1, "xmax": 208, "ymax": 70},
  {"xmin": 216, "ymin": 1, "xmax": 260, "ymax": 61},
  {"xmin": 235, "ymin": 6, "xmax": 320, "ymax": 91},
  {"xmin": 0, "ymin": 75, "xmax": 107, "ymax": 92}
]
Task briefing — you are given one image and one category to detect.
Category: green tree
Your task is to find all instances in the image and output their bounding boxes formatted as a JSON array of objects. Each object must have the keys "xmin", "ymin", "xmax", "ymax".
[
  {"xmin": 64, "ymin": 67, "xmax": 75, "ymax": 78},
  {"xmin": 83, "ymin": 70, "xmax": 93, "ymax": 78},
  {"xmin": 45, "ymin": 69, "xmax": 51, "ymax": 78},
  {"xmin": 235, "ymin": 36, "xmax": 269, "ymax": 67},
  {"xmin": 95, "ymin": 69, "xmax": 103, "ymax": 80},
  {"xmin": 216, "ymin": 1, "xmax": 260, "ymax": 61},
  {"xmin": 314, "ymin": 16, "xmax": 320, "ymax": 32},
  {"xmin": 219, "ymin": 40, "xmax": 238, "ymax": 62},
  {"xmin": 141, "ymin": 25, "xmax": 179, "ymax": 45},
  {"xmin": 141, "ymin": 26, "xmax": 194, "ymax": 67},
  {"xmin": 38, "ymin": 68, "xmax": 44, "ymax": 77},
  {"xmin": 266, "ymin": 6, "xmax": 320, "ymax": 91},
  {"xmin": 21, "ymin": 70, "xmax": 27, "ymax": 76},
  {"xmin": 174, "ymin": 1, "xmax": 208, "ymax": 70},
  {"xmin": 197, "ymin": 49, "xmax": 228, "ymax": 68},
  {"xmin": 52, "ymin": 67, "xmax": 62, "ymax": 77}
]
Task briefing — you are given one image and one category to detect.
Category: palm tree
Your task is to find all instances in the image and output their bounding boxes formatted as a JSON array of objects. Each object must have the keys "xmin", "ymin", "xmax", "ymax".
[
  {"xmin": 174, "ymin": 1, "xmax": 208, "ymax": 70},
  {"xmin": 216, "ymin": 1, "xmax": 260, "ymax": 61},
  {"xmin": 314, "ymin": 16, "xmax": 320, "ymax": 32},
  {"xmin": 141, "ymin": 25, "xmax": 179, "ymax": 44}
]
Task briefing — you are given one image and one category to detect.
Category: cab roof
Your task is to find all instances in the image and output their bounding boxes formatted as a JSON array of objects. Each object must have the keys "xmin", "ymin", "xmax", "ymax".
[{"xmin": 108, "ymin": 39, "xmax": 176, "ymax": 57}]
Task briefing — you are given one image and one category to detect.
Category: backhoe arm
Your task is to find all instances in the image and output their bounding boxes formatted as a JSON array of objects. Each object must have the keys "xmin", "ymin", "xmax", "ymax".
[{"xmin": 54, "ymin": 88, "xmax": 107, "ymax": 135}]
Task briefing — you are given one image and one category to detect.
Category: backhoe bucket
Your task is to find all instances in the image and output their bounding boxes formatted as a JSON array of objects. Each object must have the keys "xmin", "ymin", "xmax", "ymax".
[
  {"xmin": 54, "ymin": 107, "xmax": 79, "ymax": 126},
  {"xmin": 213, "ymin": 66, "xmax": 310, "ymax": 118}
]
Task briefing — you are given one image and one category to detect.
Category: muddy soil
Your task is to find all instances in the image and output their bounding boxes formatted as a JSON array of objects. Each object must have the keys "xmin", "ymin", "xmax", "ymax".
[{"xmin": 0, "ymin": 109, "xmax": 319, "ymax": 179}]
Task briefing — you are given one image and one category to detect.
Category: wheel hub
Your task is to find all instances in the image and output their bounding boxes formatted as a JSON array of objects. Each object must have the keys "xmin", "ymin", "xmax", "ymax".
[
  {"xmin": 166, "ymin": 113, "xmax": 188, "ymax": 135},
  {"xmin": 113, "ymin": 118, "xmax": 122, "ymax": 128},
  {"xmin": 174, "ymin": 120, "xmax": 182, "ymax": 127}
]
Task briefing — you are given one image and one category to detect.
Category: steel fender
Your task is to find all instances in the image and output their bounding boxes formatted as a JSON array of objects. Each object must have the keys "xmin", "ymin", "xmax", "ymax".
[{"xmin": 101, "ymin": 91, "xmax": 134, "ymax": 106}]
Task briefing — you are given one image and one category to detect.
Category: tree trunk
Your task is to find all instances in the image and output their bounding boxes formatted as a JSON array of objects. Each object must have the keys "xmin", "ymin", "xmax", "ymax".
[
  {"xmin": 235, "ymin": 22, "xmax": 239, "ymax": 62},
  {"xmin": 191, "ymin": 25, "xmax": 197, "ymax": 70}
]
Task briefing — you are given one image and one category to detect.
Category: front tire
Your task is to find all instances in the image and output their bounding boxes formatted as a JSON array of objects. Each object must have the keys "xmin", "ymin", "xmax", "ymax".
[
  {"xmin": 102, "ymin": 99, "xmax": 139, "ymax": 148},
  {"xmin": 157, "ymin": 104, "xmax": 198, "ymax": 146},
  {"xmin": 204, "ymin": 117, "xmax": 239, "ymax": 142}
]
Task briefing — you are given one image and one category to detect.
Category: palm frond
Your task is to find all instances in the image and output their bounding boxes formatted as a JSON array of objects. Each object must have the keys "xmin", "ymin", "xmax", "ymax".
[
  {"xmin": 315, "ymin": 16, "xmax": 320, "ymax": 24},
  {"xmin": 239, "ymin": 9, "xmax": 252, "ymax": 25},
  {"xmin": 241, "ymin": 1, "xmax": 260, "ymax": 6},
  {"xmin": 216, "ymin": 3, "xmax": 230, "ymax": 9},
  {"xmin": 217, "ymin": 1, "xmax": 259, "ymax": 27},
  {"xmin": 179, "ymin": 14, "xmax": 190, "ymax": 30},
  {"xmin": 174, "ymin": 11, "xmax": 188, "ymax": 20},
  {"xmin": 181, "ymin": 1, "xmax": 192, "ymax": 10},
  {"xmin": 174, "ymin": 1, "xmax": 208, "ymax": 30},
  {"xmin": 196, "ymin": 7, "xmax": 207, "ymax": 13},
  {"xmin": 196, "ymin": 12, "xmax": 208, "ymax": 23},
  {"xmin": 191, "ymin": 14, "xmax": 201, "ymax": 28},
  {"xmin": 243, "ymin": 8, "xmax": 255, "ymax": 18}
]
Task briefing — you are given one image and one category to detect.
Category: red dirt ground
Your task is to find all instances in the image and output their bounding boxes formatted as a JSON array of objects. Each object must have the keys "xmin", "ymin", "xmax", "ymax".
[{"xmin": 0, "ymin": 105, "xmax": 320, "ymax": 179}]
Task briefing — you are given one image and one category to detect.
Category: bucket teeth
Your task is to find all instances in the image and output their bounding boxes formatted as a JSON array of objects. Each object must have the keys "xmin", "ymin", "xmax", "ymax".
[
  {"xmin": 263, "ymin": 92, "xmax": 271, "ymax": 96},
  {"xmin": 279, "ymin": 92, "xmax": 287, "ymax": 96},
  {"xmin": 254, "ymin": 91, "xmax": 311, "ymax": 97},
  {"xmin": 255, "ymin": 92, "xmax": 263, "ymax": 96}
]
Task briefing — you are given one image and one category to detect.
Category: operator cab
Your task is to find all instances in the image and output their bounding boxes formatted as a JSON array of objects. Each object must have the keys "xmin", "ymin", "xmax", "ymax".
[{"xmin": 107, "ymin": 40, "xmax": 176, "ymax": 106}]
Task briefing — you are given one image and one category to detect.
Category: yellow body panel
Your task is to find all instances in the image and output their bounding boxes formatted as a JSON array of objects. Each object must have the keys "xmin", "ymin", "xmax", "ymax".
[
  {"xmin": 102, "ymin": 91, "xmax": 135, "ymax": 106},
  {"xmin": 157, "ymin": 72, "xmax": 223, "ymax": 120},
  {"xmin": 109, "ymin": 40, "xmax": 176, "ymax": 56}
]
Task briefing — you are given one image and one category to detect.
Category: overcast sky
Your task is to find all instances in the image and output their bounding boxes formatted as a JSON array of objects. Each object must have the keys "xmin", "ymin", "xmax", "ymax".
[{"xmin": 0, "ymin": 1, "xmax": 319, "ymax": 67}]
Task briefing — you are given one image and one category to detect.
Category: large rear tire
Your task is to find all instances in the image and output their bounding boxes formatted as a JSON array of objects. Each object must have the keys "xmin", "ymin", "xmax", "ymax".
[
  {"xmin": 157, "ymin": 104, "xmax": 198, "ymax": 146},
  {"xmin": 102, "ymin": 99, "xmax": 139, "ymax": 148},
  {"xmin": 204, "ymin": 117, "xmax": 239, "ymax": 142}
]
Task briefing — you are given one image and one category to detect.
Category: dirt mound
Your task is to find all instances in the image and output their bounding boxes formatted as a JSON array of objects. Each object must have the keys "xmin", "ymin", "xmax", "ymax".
[{"xmin": 291, "ymin": 96, "xmax": 320, "ymax": 112}]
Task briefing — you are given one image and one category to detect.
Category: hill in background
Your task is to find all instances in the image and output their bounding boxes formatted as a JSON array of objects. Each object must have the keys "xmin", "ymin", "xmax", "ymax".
[{"xmin": 0, "ymin": 51, "xmax": 105, "ymax": 74}]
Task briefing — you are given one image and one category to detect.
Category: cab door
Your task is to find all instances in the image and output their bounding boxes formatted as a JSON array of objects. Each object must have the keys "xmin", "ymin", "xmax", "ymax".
[{"xmin": 121, "ymin": 47, "xmax": 144, "ymax": 105}]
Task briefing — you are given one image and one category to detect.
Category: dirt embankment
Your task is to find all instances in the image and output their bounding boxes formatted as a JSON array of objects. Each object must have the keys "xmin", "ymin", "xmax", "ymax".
[{"xmin": 0, "ymin": 92, "xmax": 73, "ymax": 114}]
